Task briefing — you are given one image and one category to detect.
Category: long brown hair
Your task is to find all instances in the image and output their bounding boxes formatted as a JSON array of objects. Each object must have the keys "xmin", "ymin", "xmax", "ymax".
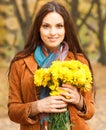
[
  {"xmin": 11, "ymin": 1, "xmax": 84, "ymax": 61},
  {"xmin": 9, "ymin": 1, "xmax": 96, "ymax": 97}
]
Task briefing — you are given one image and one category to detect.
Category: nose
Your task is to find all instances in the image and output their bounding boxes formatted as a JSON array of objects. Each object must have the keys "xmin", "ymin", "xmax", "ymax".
[{"xmin": 50, "ymin": 27, "xmax": 56, "ymax": 35}]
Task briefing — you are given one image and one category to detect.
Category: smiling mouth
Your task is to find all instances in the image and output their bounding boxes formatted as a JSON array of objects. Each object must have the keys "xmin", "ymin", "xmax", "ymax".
[{"xmin": 48, "ymin": 37, "xmax": 58, "ymax": 41}]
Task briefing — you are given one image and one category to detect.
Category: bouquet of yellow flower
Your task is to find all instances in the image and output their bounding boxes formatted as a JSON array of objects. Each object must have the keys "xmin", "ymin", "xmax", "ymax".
[{"xmin": 34, "ymin": 60, "xmax": 92, "ymax": 130}]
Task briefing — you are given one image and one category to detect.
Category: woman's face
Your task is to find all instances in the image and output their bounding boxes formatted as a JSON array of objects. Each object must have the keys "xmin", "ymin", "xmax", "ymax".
[{"xmin": 40, "ymin": 12, "xmax": 65, "ymax": 51}]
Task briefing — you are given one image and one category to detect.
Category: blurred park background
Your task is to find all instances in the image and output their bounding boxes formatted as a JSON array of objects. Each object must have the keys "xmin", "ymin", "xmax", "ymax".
[{"xmin": 0, "ymin": 0, "xmax": 106, "ymax": 130}]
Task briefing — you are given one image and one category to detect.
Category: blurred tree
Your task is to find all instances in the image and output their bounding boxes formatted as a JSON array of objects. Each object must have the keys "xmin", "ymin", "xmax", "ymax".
[
  {"xmin": 69, "ymin": 0, "xmax": 106, "ymax": 65},
  {"xmin": 0, "ymin": 0, "xmax": 106, "ymax": 65},
  {"xmin": 0, "ymin": 0, "xmax": 18, "ymax": 62},
  {"xmin": 10, "ymin": 0, "xmax": 38, "ymax": 42},
  {"xmin": 0, "ymin": 16, "xmax": 6, "ymax": 45},
  {"xmin": 71, "ymin": 0, "xmax": 79, "ymax": 23},
  {"xmin": 0, "ymin": 15, "xmax": 7, "ymax": 59},
  {"xmin": 96, "ymin": 0, "xmax": 106, "ymax": 64}
]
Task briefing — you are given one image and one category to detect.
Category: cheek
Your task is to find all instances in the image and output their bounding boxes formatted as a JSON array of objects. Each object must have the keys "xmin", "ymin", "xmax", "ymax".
[
  {"xmin": 59, "ymin": 29, "xmax": 65, "ymax": 36},
  {"xmin": 40, "ymin": 32, "xmax": 48, "ymax": 43},
  {"xmin": 40, "ymin": 30, "xmax": 46, "ymax": 40},
  {"xmin": 40, "ymin": 30, "xmax": 49, "ymax": 39},
  {"xmin": 60, "ymin": 31, "xmax": 65, "ymax": 39}
]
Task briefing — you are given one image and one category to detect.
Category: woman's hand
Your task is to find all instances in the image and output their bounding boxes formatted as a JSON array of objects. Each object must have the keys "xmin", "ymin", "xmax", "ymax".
[
  {"xmin": 59, "ymin": 84, "xmax": 84, "ymax": 110},
  {"xmin": 36, "ymin": 96, "xmax": 67, "ymax": 113},
  {"xmin": 30, "ymin": 84, "xmax": 83, "ymax": 117}
]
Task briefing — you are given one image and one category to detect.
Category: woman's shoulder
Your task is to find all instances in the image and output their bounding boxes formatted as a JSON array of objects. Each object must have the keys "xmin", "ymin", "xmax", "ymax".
[
  {"xmin": 10, "ymin": 53, "xmax": 37, "ymax": 74},
  {"xmin": 77, "ymin": 53, "xmax": 89, "ymax": 65},
  {"xmin": 12, "ymin": 53, "xmax": 34, "ymax": 64},
  {"xmin": 10, "ymin": 53, "xmax": 34, "ymax": 69},
  {"xmin": 68, "ymin": 52, "xmax": 88, "ymax": 65}
]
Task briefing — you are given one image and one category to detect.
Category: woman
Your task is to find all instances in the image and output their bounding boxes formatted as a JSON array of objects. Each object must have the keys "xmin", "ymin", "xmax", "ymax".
[{"xmin": 8, "ymin": 1, "xmax": 95, "ymax": 130}]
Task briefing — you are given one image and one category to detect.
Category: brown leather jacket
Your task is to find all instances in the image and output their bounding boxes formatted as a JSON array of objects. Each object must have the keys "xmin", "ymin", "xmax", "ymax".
[{"xmin": 8, "ymin": 52, "xmax": 95, "ymax": 130}]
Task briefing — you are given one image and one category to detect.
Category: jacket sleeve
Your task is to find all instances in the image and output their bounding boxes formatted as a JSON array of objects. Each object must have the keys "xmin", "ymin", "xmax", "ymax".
[
  {"xmin": 8, "ymin": 61, "xmax": 39, "ymax": 125},
  {"xmin": 77, "ymin": 89, "xmax": 95, "ymax": 120},
  {"xmin": 77, "ymin": 54, "xmax": 95, "ymax": 120}
]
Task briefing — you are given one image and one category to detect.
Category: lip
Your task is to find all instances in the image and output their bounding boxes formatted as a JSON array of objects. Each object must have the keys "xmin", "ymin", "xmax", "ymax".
[{"xmin": 48, "ymin": 37, "xmax": 58, "ymax": 41}]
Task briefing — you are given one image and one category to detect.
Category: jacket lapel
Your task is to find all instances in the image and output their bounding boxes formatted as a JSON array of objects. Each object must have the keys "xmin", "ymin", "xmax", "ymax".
[{"xmin": 24, "ymin": 53, "xmax": 38, "ymax": 74}]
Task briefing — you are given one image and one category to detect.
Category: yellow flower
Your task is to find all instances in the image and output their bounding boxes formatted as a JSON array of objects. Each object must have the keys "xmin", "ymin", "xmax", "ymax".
[
  {"xmin": 42, "ymin": 72, "xmax": 51, "ymax": 87},
  {"xmin": 80, "ymin": 84, "xmax": 91, "ymax": 92},
  {"xmin": 34, "ymin": 68, "xmax": 49, "ymax": 87},
  {"xmin": 49, "ymin": 85, "xmax": 56, "ymax": 91},
  {"xmin": 50, "ymin": 88, "xmax": 64, "ymax": 96},
  {"xmin": 34, "ymin": 60, "xmax": 92, "ymax": 92},
  {"xmin": 50, "ymin": 90, "xmax": 60, "ymax": 96}
]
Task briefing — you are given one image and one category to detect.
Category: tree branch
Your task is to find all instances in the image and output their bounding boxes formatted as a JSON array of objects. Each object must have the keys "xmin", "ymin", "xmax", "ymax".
[
  {"xmin": 32, "ymin": 0, "xmax": 39, "ymax": 18},
  {"xmin": 22, "ymin": 0, "xmax": 31, "ymax": 21},
  {"xmin": 65, "ymin": 0, "xmax": 71, "ymax": 5},
  {"xmin": 10, "ymin": 0, "xmax": 25, "ymax": 25},
  {"xmin": 78, "ymin": 0, "xmax": 97, "ymax": 30},
  {"xmin": 84, "ymin": 22, "xmax": 97, "ymax": 34},
  {"xmin": 0, "ymin": 0, "xmax": 11, "ymax": 5}
]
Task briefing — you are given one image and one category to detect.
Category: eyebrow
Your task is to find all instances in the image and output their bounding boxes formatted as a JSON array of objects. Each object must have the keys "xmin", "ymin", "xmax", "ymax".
[{"xmin": 42, "ymin": 22, "xmax": 64, "ymax": 24}]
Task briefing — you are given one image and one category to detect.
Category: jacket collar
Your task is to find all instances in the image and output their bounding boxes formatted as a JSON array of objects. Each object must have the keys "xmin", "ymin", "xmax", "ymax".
[
  {"xmin": 23, "ymin": 52, "xmax": 74, "ymax": 74},
  {"xmin": 24, "ymin": 53, "xmax": 38, "ymax": 74}
]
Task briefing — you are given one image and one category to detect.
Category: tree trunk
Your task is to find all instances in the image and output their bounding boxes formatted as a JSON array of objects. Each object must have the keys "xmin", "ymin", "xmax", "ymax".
[
  {"xmin": 97, "ymin": 0, "xmax": 106, "ymax": 65},
  {"xmin": 98, "ymin": 22, "xmax": 106, "ymax": 64},
  {"xmin": 71, "ymin": 0, "xmax": 79, "ymax": 24}
]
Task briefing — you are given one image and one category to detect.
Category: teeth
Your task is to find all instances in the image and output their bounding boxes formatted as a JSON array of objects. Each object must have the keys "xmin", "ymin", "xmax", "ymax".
[{"xmin": 49, "ymin": 37, "xmax": 57, "ymax": 39}]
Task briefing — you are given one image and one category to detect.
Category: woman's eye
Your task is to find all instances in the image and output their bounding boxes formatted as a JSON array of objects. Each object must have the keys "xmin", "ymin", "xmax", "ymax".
[
  {"xmin": 42, "ymin": 24, "xmax": 49, "ymax": 28},
  {"xmin": 56, "ymin": 24, "xmax": 64, "ymax": 28}
]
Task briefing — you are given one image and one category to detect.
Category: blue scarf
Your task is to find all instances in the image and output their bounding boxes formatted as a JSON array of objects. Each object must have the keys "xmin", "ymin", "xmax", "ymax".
[{"xmin": 34, "ymin": 45, "xmax": 60, "ymax": 68}]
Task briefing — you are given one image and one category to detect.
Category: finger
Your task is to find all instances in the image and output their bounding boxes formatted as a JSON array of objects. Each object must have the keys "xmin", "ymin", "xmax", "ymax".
[
  {"xmin": 65, "ymin": 94, "xmax": 76, "ymax": 104},
  {"xmin": 52, "ymin": 95, "xmax": 67, "ymax": 101},
  {"xmin": 62, "ymin": 84, "xmax": 76, "ymax": 90},
  {"xmin": 66, "ymin": 98, "xmax": 75, "ymax": 103},
  {"xmin": 58, "ymin": 87, "xmax": 73, "ymax": 94},
  {"xmin": 60, "ymin": 91, "xmax": 71, "ymax": 98},
  {"xmin": 52, "ymin": 103, "xmax": 67, "ymax": 109},
  {"xmin": 51, "ymin": 107, "xmax": 67, "ymax": 113},
  {"xmin": 59, "ymin": 87, "xmax": 74, "ymax": 99},
  {"xmin": 54, "ymin": 100, "xmax": 67, "ymax": 105}
]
